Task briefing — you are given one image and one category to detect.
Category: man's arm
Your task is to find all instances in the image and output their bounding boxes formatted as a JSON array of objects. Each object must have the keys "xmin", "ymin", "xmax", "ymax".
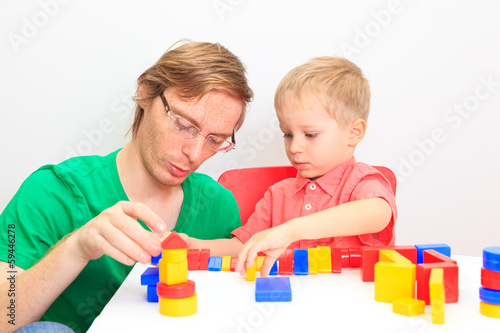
[
  {"xmin": 0, "ymin": 201, "xmax": 165, "ymax": 332},
  {"xmin": 236, "ymin": 198, "xmax": 392, "ymax": 276}
]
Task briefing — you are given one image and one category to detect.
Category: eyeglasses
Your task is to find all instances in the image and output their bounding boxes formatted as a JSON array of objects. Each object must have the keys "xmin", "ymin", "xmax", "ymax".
[{"xmin": 160, "ymin": 94, "xmax": 236, "ymax": 153}]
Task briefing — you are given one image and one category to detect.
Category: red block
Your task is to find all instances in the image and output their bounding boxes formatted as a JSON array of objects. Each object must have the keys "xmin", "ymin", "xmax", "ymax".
[
  {"xmin": 187, "ymin": 249, "xmax": 200, "ymax": 270},
  {"xmin": 199, "ymin": 249, "xmax": 210, "ymax": 270},
  {"xmin": 360, "ymin": 246, "xmax": 417, "ymax": 282},
  {"xmin": 157, "ymin": 280, "xmax": 195, "ymax": 299},
  {"xmin": 230, "ymin": 257, "xmax": 238, "ymax": 272},
  {"xmin": 161, "ymin": 231, "xmax": 188, "ymax": 249},
  {"xmin": 423, "ymin": 249, "xmax": 457, "ymax": 265},
  {"xmin": 278, "ymin": 249, "xmax": 293, "ymax": 275},
  {"xmin": 349, "ymin": 248, "xmax": 362, "ymax": 267},
  {"xmin": 331, "ymin": 248, "xmax": 342, "ymax": 273},
  {"xmin": 416, "ymin": 262, "xmax": 459, "ymax": 305},
  {"xmin": 481, "ymin": 267, "xmax": 500, "ymax": 290}
]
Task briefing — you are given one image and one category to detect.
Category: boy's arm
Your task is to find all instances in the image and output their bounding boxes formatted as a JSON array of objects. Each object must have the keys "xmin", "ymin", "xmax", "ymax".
[
  {"xmin": 236, "ymin": 198, "xmax": 392, "ymax": 276},
  {"xmin": 185, "ymin": 237, "xmax": 244, "ymax": 257}
]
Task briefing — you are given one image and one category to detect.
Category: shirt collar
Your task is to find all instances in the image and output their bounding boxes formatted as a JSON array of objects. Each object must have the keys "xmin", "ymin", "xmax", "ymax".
[{"xmin": 293, "ymin": 157, "xmax": 356, "ymax": 196}]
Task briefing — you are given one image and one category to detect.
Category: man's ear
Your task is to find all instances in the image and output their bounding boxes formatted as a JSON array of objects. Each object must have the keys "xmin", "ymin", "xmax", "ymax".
[
  {"xmin": 135, "ymin": 83, "xmax": 150, "ymax": 108},
  {"xmin": 348, "ymin": 119, "xmax": 367, "ymax": 146}
]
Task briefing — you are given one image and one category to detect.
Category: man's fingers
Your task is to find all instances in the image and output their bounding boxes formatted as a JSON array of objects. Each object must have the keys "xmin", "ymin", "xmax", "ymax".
[{"xmin": 118, "ymin": 201, "xmax": 166, "ymax": 234}]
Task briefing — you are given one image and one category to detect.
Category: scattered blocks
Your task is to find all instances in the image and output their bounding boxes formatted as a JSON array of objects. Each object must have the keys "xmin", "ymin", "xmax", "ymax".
[
  {"xmin": 392, "ymin": 298, "xmax": 425, "ymax": 317},
  {"xmin": 414, "ymin": 244, "xmax": 450, "ymax": 264},
  {"xmin": 230, "ymin": 257, "xmax": 238, "ymax": 272},
  {"xmin": 361, "ymin": 245, "xmax": 417, "ymax": 282},
  {"xmin": 255, "ymin": 277, "xmax": 292, "ymax": 302},
  {"xmin": 278, "ymin": 249, "xmax": 293, "ymax": 275},
  {"xmin": 374, "ymin": 250, "xmax": 416, "ymax": 303},
  {"xmin": 293, "ymin": 249, "xmax": 309, "ymax": 275},
  {"xmin": 187, "ymin": 249, "xmax": 200, "ymax": 270},
  {"xmin": 479, "ymin": 246, "xmax": 500, "ymax": 319},
  {"xmin": 416, "ymin": 257, "xmax": 459, "ymax": 305},
  {"xmin": 429, "ymin": 268, "xmax": 445, "ymax": 324},
  {"xmin": 207, "ymin": 256, "xmax": 222, "ymax": 271},
  {"xmin": 221, "ymin": 256, "xmax": 231, "ymax": 271},
  {"xmin": 199, "ymin": 249, "xmax": 210, "ymax": 270},
  {"xmin": 246, "ymin": 261, "xmax": 256, "ymax": 281}
]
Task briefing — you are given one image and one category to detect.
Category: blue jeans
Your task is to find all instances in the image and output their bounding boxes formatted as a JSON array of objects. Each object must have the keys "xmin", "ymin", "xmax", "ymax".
[{"xmin": 15, "ymin": 322, "xmax": 74, "ymax": 333}]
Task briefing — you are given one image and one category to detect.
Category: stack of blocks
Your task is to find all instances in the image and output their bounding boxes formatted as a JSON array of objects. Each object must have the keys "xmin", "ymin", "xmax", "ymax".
[
  {"xmin": 157, "ymin": 232, "xmax": 197, "ymax": 316},
  {"xmin": 370, "ymin": 243, "xmax": 457, "ymax": 324},
  {"xmin": 479, "ymin": 246, "xmax": 500, "ymax": 318}
]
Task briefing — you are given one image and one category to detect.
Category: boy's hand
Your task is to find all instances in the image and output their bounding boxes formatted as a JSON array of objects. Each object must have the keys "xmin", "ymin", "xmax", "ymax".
[{"xmin": 235, "ymin": 222, "xmax": 296, "ymax": 277}]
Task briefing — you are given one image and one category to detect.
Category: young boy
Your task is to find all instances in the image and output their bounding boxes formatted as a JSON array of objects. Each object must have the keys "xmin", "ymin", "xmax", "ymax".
[
  {"xmin": 233, "ymin": 56, "xmax": 397, "ymax": 276},
  {"xmin": 185, "ymin": 56, "xmax": 396, "ymax": 276}
]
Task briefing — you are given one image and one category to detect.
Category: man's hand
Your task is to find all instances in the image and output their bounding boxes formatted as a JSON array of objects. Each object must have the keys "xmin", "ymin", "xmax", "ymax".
[{"xmin": 69, "ymin": 201, "xmax": 165, "ymax": 265}]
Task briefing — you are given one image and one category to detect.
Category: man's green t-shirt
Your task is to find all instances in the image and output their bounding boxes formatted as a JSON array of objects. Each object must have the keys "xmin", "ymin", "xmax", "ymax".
[{"xmin": 0, "ymin": 150, "xmax": 241, "ymax": 332}]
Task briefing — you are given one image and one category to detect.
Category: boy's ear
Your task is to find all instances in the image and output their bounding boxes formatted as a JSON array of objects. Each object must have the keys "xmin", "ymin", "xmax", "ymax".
[{"xmin": 348, "ymin": 119, "xmax": 367, "ymax": 146}]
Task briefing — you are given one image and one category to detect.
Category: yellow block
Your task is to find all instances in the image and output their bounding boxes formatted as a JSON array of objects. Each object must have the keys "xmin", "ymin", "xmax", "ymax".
[
  {"xmin": 159, "ymin": 294, "xmax": 197, "ymax": 317},
  {"xmin": 221, "ymin": 256, "xmax": 231, "ymax": 271},
  {"xmin": 429, "ymin": 268, "xmax": 445, "ymax": 324},
  {"xmin": 163, "ymin": 249, "xmax": 187, "ymax": 262},
  {"xmin": 375, "ymin": 261, "xmax": 415, "ymax": 303},
  {"xmin": 159, "ymin": 258, "xmax": 188, "ymax": 285},
  {"xmin": 246, "ymin": 260, "xmax": 256, "ymax": 281},
  {"xmin": 480, "ymin": 301, "xmax": 500, "ymax": 319},
  {"xmin": 308, "ymin": 248, "xmax": 318, "ymax": 275},
  {"xmin": 317, "ymin": 246, "xmax": 332, "ymax": 273},
  {"xmin": 256, "ymin": 256, "xmax": 265, "ymax": 271},
  {"xmin": 379, "ymin": 249, "xmax": 411, "ymax": 264},
  {"xmin": 392, "ymin": 297, "xmax": 425, "ymax": 317}
]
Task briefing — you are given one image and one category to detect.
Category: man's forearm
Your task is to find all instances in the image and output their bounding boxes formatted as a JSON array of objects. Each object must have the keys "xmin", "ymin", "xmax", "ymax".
[{"xmin": 0, "ymin": 235, "xmax": 88, "ymax": 332}]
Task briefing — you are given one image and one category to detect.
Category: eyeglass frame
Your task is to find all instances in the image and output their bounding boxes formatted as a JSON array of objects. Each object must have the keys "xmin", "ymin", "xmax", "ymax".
[{"xmin": 159, "ymin": 93, "xmax": 236, "ymax": 153}]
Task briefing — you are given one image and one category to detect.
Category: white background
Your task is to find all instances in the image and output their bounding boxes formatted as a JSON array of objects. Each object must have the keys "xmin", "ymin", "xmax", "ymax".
[{"xmin": 1, "ymin": 0, "xmax": 499, "ymax": 256}]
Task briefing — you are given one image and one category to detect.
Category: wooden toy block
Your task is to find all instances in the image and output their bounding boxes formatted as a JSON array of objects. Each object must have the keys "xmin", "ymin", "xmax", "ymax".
[
  {"xmin": 187, "ymin": 249, "xmax": 200, "ymax": 270},
  {"xmin": 308, "ymin": 248, "xmax": 318, "ymax": 274},
  {"xmin": 230, "ymin": 257, "xmax": 238, "ymax": 272},
  {"xmin": 479, "ymin": 287, "xmax": 500, "ymax": 305},
  {"xmin": 163, "ymin": 248, "xmax": 187, "ymax": 262},
  {"xmin": 340, "ymin": 248, "xmax": 350, "ymax": 267},
  {"xmin": 246, "ymin": 260, "xmax": 256, "ymax": 281},
  {"xmin": 159, "ymin": 294, "xmax": 197, "ymax": 316},
  {"xmin": 255, "ymin": 277, "xmax": 292, "ymax": 302},
  {"xmin": 256, "ymin": 256, "xmax": 265, "ymax": 271},
  {"xmin": 157, "ymin": 280, "xmax": 195, "ymax": 299},
  {"xmin": 159, "ymin": 258, "xmax": 188, "ymax": 285},
  {"xmin": 414, "ymin": 244, "xmax": 450, "ymax": 264},
  {"xmin": 317, "ymin": 246, "xmax": 332, "ymax": 273},
  {"xmin": 269, "ymin": 260, "xmax": 278, "ymax": 276},
  {"xmin": 416, "ymin": 262, "xmax": 458, "ymax": 305},
  {"xmin": 349, "ymin": 248, "xmax": 362, "ymax": 267},
  {"xmin": 207, "ymin": 256, "xmax": 222, "ymax": 271},
  {"xmin": 361, "ymin": 246, "xmax": 416, "ymax": 282},
  {"xmin": 481, "ymin": 267, "xmax": 500, "ymax": 290},
  {"xmin": 429, "ymin": 268, "xmax": 445, "ymax": 324},
  {"xmin": 423, "ymin": 249, "xmax": 456, "ymax": 265},
  {"xmin": 392, "ymin": 297, "xmax": 425, "ymax": 317},
  {"xmin": 480, "ymin": 300, "xmax": 500, "ymax": 318},
  {"xmin": 151, "ymin": 252, "xmax": 162, "ymax": 265},
  {"xmin": 161, "ymin": 231, "xmax": 188, "ymax": 249},
  {"xmin": 379, "ymin": 249, "xmax": 412, "ymax": 264},
  {"xmin": 199, "ymin": 249, "xmax": 210, "ymax": 270},
  {"xmin": 141, "ymin": 266, "xmax": 159, "ymax": 286},
  {"xmin": 221, "ymin": 256, "xmax": 231, "ymax": 271},
  {"xmin": 483, "ymin": 246, "xmax": 500, "ymax": 272},
  {"xmin": 293, "ymin": 249, "xmax": 309, "ymax": 275},
  {"xmin": 147, "ymin": 285, "xmax": 158, "ymax": 302},
  {"xmin": 278, "ymin": 249, "xmax": 293, "ymax": 275},
  {"xmin": 331, "ymin": 248, "xmax": 342, "ymax": 273},
  {"xmin": 374, "ymin": 261, "xmax": 415, "ymax": 303}
]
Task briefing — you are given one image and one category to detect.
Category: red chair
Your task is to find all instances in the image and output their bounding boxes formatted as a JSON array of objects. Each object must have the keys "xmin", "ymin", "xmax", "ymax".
[{"xmin": 218, "ymin": 165, "xmax": 396, "ymax": 225}]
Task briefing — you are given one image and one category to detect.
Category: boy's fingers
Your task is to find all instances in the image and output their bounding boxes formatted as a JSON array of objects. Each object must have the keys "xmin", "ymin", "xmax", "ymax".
[{"xmin": 259, "ymin": 257, "xmax": 276, "ymax": 277}]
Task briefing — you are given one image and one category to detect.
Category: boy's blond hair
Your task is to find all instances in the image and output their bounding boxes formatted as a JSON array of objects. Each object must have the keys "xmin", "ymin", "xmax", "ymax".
[{"xmin": 274, "ymin": 56, "xmax": 370, "ymax": 127}]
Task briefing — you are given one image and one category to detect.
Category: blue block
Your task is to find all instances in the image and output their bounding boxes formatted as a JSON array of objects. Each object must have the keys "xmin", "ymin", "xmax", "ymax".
[
  {"xmin": 140, "ymin": 266, "xmax": 159, "ymax": 285},
  {"xmin": 293, "ymin": 249, "xmax": 309, "ymax": 275},
  {"xmin": 415, "ymin": 244, "xmax": 451, "ymax": 264},
  {"xmin": 483, "ymin": 247, "xmax": 500, "ymax": 272},
  {"xmin": 269, "ymin": 261, "xmax": 278, "ymax": 276},
  {"xmin": 255, "ymin": 277, "xmax": 292, "ymax": 302},
  {"xmin": 208, "ymin": 256, "xmax": 222, "ymax": 271},
  {"xmin": 147, "ymin": 285, "xmax": 158, "ymax": 302},
  {"xmin": 479, "ymin": 287, "xmax": 500, "ymax": 305},
  {"xmin": 151, "ymin": 252, "xmax": 162, "ymax": 265}
]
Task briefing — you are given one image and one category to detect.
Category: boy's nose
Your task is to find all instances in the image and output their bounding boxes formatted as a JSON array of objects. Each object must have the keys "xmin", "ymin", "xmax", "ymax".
[{"xmin": 289, "ymin": 137, "xmax": 303, "ymax": 153}]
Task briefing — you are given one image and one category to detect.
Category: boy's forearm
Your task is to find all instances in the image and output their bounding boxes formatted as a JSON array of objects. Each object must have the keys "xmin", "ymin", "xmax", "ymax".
[
  {"xmin": 188, "ymin": 237, "xmax": 244, "ymax": 257},
  {"xmin": 288, "ymin": 198, "xmax": 392, "ymax": 242}
]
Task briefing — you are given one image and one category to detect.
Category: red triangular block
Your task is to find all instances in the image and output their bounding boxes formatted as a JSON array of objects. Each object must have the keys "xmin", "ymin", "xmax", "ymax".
[{"xmin": 161, "ymin": 231, "xmax": 188, "ymax": 249}]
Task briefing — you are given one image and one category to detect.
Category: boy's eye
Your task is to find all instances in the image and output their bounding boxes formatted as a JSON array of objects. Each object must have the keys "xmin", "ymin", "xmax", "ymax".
[
  {"xmin": 305, "ymin": 133, "xmax": 317, "ymax": 138},
  {"xmin": 283, "ymin": 133, "xmax": 293, "ymax": 138}
]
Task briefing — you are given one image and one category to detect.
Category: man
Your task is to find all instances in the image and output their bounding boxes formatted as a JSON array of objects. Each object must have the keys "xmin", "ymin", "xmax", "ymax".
[{"xmin": 0, "ymin": 41, "xmax": 253, "ymax": 333}]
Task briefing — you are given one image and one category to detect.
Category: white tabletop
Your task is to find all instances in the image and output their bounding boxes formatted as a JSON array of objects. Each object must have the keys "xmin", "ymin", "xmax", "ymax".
[{"xmin": 88, "ymin": 255, "xmax": 500, "ymax": 332}]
